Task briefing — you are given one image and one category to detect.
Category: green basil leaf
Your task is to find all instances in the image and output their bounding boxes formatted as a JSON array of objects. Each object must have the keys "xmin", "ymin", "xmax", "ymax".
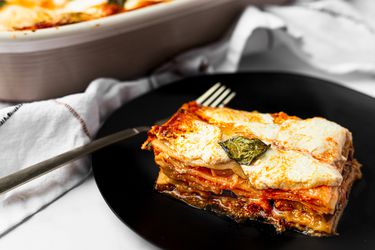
[
  {"xmin": 108, "ymin": 0, "xmax": 126, "ymax": 6},
  {"xmin": 0, "ymin": 1, "xmax": 6, "ymax": 8},
  {"xmin": 219, "ymin": 136, "xmax": 270, "ymax": 165}
]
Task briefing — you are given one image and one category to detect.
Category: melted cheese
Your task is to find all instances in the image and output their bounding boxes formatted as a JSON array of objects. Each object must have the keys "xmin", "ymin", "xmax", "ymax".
[
  {"xmin": 0, "ymin": 0, "xmax": 108, "ymax": 30},
  {"xmin": 0, "ymin": 5, "xmax": 49, "ymax": 31},
  {"xmin": 0, "ymin": 0, "xmax": 168, "ymax": 31},
  {"xmin": 146, "ymin": 102, "xmax": 350, "ymax": 190},
  {"xmin": 164, "ymin": 120, "xmax": 229, "ymax": 166},
  {"xmin": 200, "ymin": 107, "xmax": 279, "ymax": 141},
  {"xmin": 158, "ymin": 120, "xmax": 343, "ymax": 190},
  {"xmin": 200, "ymin": 107, "xmax": 350, "ymax": 165},
  {"xmin": 276, "ymin": 118, "xmax": 348, "ymax": 163},
  {"xmin": 242, "ymin": 147, "xmax": 342, "ymax": 190},
  {"xmin": 64, "ymin": 0, "xmax": 107, "ymax": 12}
]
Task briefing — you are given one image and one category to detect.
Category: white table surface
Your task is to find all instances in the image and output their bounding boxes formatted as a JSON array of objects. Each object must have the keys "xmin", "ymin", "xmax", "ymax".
[{"xmin": 1, "ymin": 44, "xmax": 374, "ymax": 250}]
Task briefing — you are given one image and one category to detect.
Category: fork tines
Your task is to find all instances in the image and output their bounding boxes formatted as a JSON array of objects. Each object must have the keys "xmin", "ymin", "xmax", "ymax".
[{"xmin": 196, "ymin": 83, "xmax": 236, "ymax": 108}]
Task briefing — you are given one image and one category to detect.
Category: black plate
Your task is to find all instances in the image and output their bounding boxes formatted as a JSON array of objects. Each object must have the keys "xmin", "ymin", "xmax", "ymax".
[{"xmin": 92, "ymin": 72, "xmax": 375, "ymax": 250}]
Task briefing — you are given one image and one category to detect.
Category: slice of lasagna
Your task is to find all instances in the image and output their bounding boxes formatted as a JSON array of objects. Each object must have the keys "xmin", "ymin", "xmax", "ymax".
[{"xmin": 142, "ymin": 101, "xmax": 362, "ymax": 236}]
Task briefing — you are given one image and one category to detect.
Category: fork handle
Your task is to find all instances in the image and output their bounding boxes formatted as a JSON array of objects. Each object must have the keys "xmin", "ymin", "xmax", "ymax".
[{"xmin": 0, "ymin": 126, "xmax": 149, "ymax": 195}]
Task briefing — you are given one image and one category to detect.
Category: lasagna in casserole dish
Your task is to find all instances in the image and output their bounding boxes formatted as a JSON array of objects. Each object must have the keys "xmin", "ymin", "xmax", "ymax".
[
  {"xmin": 142, "ymin": 101, "xmax": 362, "ymax": 236},
  {"xmin": 0, "ymin": 0, "xmax": 170, "ymax": 31}
]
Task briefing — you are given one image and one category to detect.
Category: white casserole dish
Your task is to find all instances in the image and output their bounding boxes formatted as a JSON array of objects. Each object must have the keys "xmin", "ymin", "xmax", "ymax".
[{"xmin": 0, "ymin": 0, "xmax": 286, "ymax": 101}]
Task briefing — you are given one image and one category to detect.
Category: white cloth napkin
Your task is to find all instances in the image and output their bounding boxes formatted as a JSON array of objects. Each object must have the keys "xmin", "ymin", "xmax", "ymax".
[
  {"xmin": 1, "ymin": 0, "xmax": 374, "ymax": 236},
  {"xmin": 0, "ymin": 79, "xmax": 151, "ymax": 235}
]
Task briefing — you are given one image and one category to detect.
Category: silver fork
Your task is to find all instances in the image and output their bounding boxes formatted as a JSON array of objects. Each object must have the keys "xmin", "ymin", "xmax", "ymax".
[{"xmin": 0, "ymin": 83, "xmax": 236, "ymax": 195}]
